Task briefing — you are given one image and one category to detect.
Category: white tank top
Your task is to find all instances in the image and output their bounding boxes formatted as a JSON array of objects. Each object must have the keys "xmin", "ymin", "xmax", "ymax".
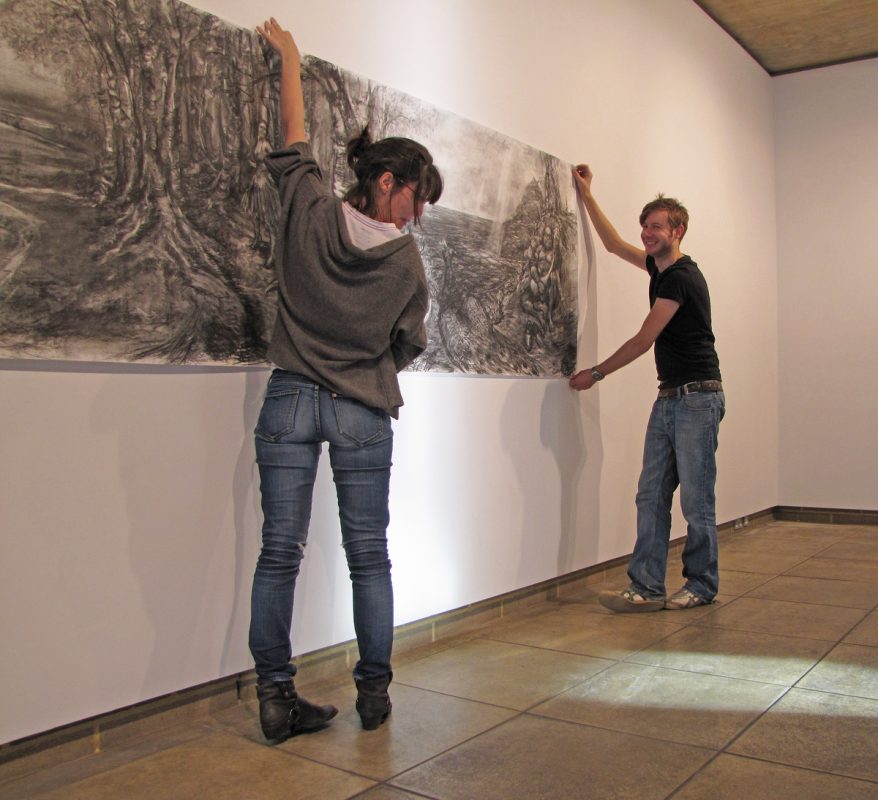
[{"xmin": 342, "ymin": 202, "xmax": 402, "ymax": 250}]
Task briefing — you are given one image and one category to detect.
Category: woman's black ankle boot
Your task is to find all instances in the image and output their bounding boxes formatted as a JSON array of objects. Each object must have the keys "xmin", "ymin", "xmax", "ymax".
[
  {"xmin": 355, "ymin": 673, "xmax": 392, "ymax": 730},
  {"xmin": 256, "ymin": 680, "xmax": 338, "ymax": 742}
]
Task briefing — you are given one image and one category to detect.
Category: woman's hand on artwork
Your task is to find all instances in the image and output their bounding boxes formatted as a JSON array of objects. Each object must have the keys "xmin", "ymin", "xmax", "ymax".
[
  {"xmin": 572, "ymin": 164, "xmax": 593, "ymax": 198},
  {"xmin": 256, "ymin": 18, "xmax": 301, "ymax": 67},
  {"xmin": 258, "ymin": 18, "xmax": 307, "ymax": 146}
]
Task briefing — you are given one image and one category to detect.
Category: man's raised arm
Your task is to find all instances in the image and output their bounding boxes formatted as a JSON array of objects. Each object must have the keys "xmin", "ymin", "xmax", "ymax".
[{"xmin": 573, "ymin": 164, "xmax": 646, "ymax": 271}]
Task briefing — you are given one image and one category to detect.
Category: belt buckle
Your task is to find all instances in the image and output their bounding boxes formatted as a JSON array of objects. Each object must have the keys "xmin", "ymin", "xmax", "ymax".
[{"xmin": 681, "ymin": 382, "xmax": 700, "ymax": 396}]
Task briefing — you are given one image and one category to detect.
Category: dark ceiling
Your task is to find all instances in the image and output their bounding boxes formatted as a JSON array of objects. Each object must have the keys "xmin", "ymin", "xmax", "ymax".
[{"xmin": 692, "ymin": 0, "xmax": 878, "ymax": 75}]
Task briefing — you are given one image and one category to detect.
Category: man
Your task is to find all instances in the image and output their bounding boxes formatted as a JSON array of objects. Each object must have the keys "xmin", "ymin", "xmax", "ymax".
[{"xmin": 569, "ymin": 164, "xmax": 724, "ymax": 612}]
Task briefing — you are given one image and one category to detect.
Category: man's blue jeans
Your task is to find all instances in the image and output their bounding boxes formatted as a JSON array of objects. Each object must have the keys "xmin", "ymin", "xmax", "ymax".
[
  {"xmin": 629, "ymin": 390, "xmax": 725, "ymax": 602},
  {"xmin": 249, "ymin": 370, "xmax": 394, "ymax": 683}
]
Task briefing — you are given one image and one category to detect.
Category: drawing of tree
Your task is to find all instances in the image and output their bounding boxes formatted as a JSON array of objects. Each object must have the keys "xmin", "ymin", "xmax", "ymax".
[{"xmin": 0, "ymin": 0, "xmax": 279, "ymax": 362}]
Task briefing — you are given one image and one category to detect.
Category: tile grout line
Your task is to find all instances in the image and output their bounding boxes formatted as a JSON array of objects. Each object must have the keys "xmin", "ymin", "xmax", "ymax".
[
  {"xmin": 4, "ymin": 518, "xmax": 876, "ymax": 795},
  {"xmin": 662, "ymin": 745, "xmax": 878, "ymax": 800},
  {"xmin": 663, "ymin": 529, "xmax": 878, "ymax": 799},
  {"xmin": 788, "ymin": 595, "xmax": 878, "ymax": 690},
  {"xmin": 665, "ymin": 545, "xmax": 878, "ymax": 799},
  {"xmin": 379, "ymin": 632, "xmax": 706, "ymax": 791},
  {"xmin": 660, "ymin": 683, "xmax": 797, "ymax": 800},
  {"xmin": 266, "ymin": 525, "xmax": 870, "ymax": 796},
  {"xmin": 685, "ymin": 594, "xmax": 874, "ymax": 644}
]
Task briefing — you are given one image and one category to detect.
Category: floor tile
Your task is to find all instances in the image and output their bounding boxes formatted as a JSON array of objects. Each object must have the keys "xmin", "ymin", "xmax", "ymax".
[
  {"xmin": 211, "ymin": 684, "xmax": 516, "ymax": 782},
  {"xmin": 734, "ymin": 524, "xmax": 850, "ymax": 543},
  {"xmin": 531, "ymin": 661, "xmax": 784, "ymax": 749},
  {"xmin": 784, "ymin": 556, "xmax": 878, "ymax": 583},
  {"xmin": 392, "ymin": 714, "xmax": 713, "ymax": 800},
  {"xmin": 728, "ymin": 688, "xmax": 878, "ymax": 783},
  {"xmin": 834, "ymin": 527, "xmax": 878, "ymax": 543},
  {"xmin": 844, "ymin": 610, "xmax": 878, "ymax": 647},
  {"xmin": 716, "ymin": 549, "xmax": 811, "ymax": 574},
  {"xmin": 744, "ymin": 574, "xmax": 878, "ymax": 609},
  {"xmin": 797, "ymin": 642, "xmax": 878, "ymax": 700},
  {"xmin": 626, "ymin": 625, "xmax": 833, "ymax": 685},
  {"xmin": 552, "ymin": 581, "xmax": 611, "ymax": 606},
  {"xmin": 355, "ymin": 788, "xmax": 426, "ymax": 800},
  {"xmin": 283, "ymin": 683, "xmax": 516, "ymax": 781},
  {"xmin": 392, "ymin": 638, "xmax": 612, "ymax": 710},
  {"xmin": 671, "ymin": 753, "xmax": 878, "ymax": 800},
  {"xmin": 484, "ymin": 603, "xmax": 685, "ymax": 661},
  {"xmin": 715, "ymin": 569, "xmax": 773, "ymax": 596},
  {"xmin": 24, "ymin": 731, "xmax": 374, "ymax": 800},
  {"xmin": 0, "ymin": 732, "xmax": 97, "ymax": 787},
  {"xmin": 694, "ymin": 596, "xmax": 867, "ymax": 640},
  {"xmin": 721, "ymin": 537, "xmax": 833, "ymax": 558},
  {"xmin": 816, "ymin": 541, "xmax": 878, "ymax": 562},
  {"xmin": 0, "ymin": 723, "xmax": 213, "ymax": 800}
]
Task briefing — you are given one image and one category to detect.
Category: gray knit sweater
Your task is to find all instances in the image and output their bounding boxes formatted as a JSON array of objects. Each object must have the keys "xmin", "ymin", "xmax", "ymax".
[{"xmin": 265, "ymin": 143, "xmax": 429, "ymax": 418}]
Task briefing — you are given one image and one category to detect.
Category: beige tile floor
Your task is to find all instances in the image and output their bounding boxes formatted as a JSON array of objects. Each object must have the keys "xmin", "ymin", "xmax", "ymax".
[{"xmin": 2, "ymin": 520, "xmax": 878, "ymax": 799}]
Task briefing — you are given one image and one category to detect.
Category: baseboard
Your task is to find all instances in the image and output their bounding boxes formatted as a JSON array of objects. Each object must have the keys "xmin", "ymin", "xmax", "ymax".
[
  {"xmin": 2, "ymin": 504, "xmax": 874, "ymax": 773},
  {"xmin": 773, "ymin": 505, "xmax": 878, "ymax": 525}
]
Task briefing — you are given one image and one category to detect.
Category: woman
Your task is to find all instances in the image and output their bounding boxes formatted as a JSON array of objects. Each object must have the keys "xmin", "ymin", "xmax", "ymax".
[{"xmin": 250, "ymin": 19, "xmax": 442, "ymax": 743}]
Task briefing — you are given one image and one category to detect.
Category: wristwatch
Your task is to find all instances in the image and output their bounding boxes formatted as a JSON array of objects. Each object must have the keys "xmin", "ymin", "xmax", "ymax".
[{"xmin": 590, "ymin": 367, "xmax": 605, "ymax": 381}]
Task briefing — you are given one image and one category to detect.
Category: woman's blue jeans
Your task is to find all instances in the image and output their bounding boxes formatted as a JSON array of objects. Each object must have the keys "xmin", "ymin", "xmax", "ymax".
[
  {"xmin": 249, "ymin": 370, "xmax": 394, "ymax": 683},
  {"xmin": 629, "ymin": 390, "xmax": 725, "ymax": 602}
]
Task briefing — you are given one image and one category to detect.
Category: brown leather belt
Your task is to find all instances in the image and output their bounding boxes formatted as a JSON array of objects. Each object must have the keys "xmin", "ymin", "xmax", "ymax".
[{"xmin": 658, "ymin": 380, "xmax": 723, "ymax": 398}]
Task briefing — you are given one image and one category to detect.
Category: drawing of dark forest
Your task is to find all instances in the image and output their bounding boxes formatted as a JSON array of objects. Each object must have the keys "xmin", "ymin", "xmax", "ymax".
[
  {"xmin": 0, "ymin": 0, "xmax": 579, "ymax": 374},
  {"xmin": 0, "ymin": 0, "xmax": 279, "ymax": 363}
]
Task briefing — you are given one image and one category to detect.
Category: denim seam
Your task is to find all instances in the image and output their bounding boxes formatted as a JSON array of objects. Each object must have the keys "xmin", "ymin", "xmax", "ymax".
[{"xmin": 313, "ymin": 384, "xmax": 322, "ymax": 437}]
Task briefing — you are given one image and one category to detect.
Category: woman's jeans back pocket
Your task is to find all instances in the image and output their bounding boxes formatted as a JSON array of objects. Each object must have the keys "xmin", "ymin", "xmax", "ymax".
[
  {"xmin": 331, "ymin": 395, "xmax": 389, "ymax": 446},
  {"xmin": 255, "ymin": 387, "xmax": 301, "ymax": 442}
]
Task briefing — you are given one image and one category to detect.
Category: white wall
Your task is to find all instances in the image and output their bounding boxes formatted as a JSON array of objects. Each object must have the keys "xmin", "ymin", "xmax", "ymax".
[
  {"xmin": 774, "ymin": 59, "xmax": 878, "ymax": 510},
  {"xmin": 0, "ymin": 0, "xmax": 779, "ymax": 744}
]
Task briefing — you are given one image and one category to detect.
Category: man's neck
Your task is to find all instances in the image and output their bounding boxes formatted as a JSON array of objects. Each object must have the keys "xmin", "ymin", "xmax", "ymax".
[{"xmin": 654, "ymin": 247, "xmax": 683, "ymax": 272}]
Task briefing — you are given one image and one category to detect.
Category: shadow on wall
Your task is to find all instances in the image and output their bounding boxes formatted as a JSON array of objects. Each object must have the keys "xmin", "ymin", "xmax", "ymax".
[
  {"xmin": 90, "ymin": 369, "xmax": 261, "ymax": 700},
  {"xmin": 565, "ymin": 208, "xmax": 603, "ymax": 572},
  {"xmin": 221, "ymin": 368, "xmax": 269, "ymax": 675},
  {"xmin": 545, "ymin": 379, "xmax": 598, "ymax": 573},
  {"xmin": 499, "ymin": 202, "xmax": 602, "ymax": 582}
]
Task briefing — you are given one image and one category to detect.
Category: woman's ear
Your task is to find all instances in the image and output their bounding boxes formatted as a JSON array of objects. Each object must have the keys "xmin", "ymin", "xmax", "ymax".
[{"xmin": 377, "ymin": 171, "xmax": 395, "ymax": 195}]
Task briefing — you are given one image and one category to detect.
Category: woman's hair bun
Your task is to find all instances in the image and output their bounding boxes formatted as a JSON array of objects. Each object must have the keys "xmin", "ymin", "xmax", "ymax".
[
  {"xmin": 342, "ymin": 125, "xmax": 442, "ymax": 224},
  {"xmin": 346, "ymin": 126, "xmax": 373, "ymax": 171}
]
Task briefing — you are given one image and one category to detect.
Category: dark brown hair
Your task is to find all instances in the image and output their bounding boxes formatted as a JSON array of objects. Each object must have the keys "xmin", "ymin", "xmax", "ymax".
[
  {"xmin": 639, "ymin": 193, "xmax": 689, "ymax": 238},
  {"xmin": 343, "ymin": 126, "xmax": 443, "ymax": 225}
]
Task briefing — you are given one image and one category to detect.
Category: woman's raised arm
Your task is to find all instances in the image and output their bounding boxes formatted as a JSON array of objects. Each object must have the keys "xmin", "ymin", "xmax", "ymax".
[{"xmin": 256, "ymin": 18, "xmax": 306, "ymax": 146}]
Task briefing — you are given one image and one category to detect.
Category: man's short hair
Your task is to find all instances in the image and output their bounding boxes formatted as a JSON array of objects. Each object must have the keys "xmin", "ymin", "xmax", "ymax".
[{"xmin": 639, "ymin": 194, "xmax": 689, "ymax": 238}]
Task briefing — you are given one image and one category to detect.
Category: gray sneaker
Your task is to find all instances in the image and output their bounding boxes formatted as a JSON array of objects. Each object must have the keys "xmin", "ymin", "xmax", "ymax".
[{"xmin": 599, "ymin": 587, "xmax": 665, "ymax": 613}]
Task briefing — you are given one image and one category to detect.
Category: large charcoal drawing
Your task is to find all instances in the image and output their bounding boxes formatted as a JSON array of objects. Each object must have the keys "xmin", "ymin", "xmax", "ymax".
[
  {"xmin": 0, "ymin": 0, "xmax": 579, "ymax": 375},
  {"xmin": 301, "ymin": 57, "xmax": 580, "ymax": 377},
  {"xmin": 0, "ymin": 0, "xmax": 278, "ymax": 364}
]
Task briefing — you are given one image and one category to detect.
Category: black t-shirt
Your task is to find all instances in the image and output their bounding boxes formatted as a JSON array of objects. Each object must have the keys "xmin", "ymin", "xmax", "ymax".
[{"xmin": 647, "ymin": 255, "xmax": 721, "ymax": 388}]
